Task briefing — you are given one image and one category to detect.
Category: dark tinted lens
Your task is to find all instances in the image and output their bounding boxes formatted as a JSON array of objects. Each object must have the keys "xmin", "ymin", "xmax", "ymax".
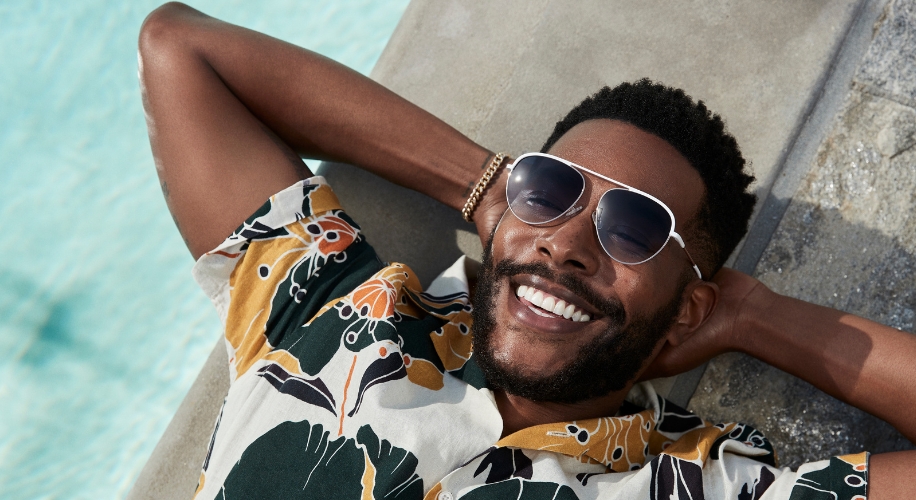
[
  {"xmin": 506, "ymin": 155, "xmax": 584, "ymax": 223},
  {"xmin": 595, "ymin": 189, "xmax": 672, "ymax": 263}
]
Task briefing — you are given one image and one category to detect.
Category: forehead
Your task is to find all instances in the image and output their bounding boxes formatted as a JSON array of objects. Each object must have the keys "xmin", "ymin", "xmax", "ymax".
[{"xmin": 546, "ymin": 119, "xmax": 705, "ymax": 227}]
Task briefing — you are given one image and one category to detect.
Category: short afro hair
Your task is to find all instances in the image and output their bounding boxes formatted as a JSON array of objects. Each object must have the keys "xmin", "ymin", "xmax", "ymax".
[{"xmin": 541, "ymin": 79, "xmax": 757, "ymax": 275}]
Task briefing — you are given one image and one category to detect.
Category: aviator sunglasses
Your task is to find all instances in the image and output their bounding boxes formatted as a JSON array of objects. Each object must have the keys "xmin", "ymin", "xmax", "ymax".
[{"xmin": 505, "ymin": 152, "xmax": 703, "ymax": 280}]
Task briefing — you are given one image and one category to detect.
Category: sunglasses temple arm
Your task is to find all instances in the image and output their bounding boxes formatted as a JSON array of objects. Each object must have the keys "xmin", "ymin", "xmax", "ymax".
[
  {"xmin": 688, "ymin": 259, "xmax": 703, "ymax": 281},
  {"xmin": 672, "ymin": 233, "xmax": 703, "ymax": 280}
]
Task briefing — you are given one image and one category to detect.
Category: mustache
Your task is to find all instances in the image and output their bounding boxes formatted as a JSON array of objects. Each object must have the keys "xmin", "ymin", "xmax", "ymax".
[{"xmin": 486, "ymin": 258, "xmax": 626, "ymax": 326}]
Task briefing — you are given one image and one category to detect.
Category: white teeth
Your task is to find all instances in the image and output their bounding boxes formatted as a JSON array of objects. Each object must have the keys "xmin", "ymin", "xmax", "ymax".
[
  {"xmin": 542, "ymin": 296, "xmax": 556, "ymax": 311},
  {"xmin": 515, "ymin": 284, "xmax": 591, "ymax": 322},
  {"xmin": 562, "ymin": 303, "xmax": 575, "ymax": 319},
  {"xmin": 530, "ymin": 307, "xmax": 553, "ymax": 318}
]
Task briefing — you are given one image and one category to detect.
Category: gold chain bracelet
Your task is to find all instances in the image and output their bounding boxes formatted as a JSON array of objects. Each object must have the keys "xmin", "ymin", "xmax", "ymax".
[{"xmin": 462, "ymin": 153, "xmax": 507, "ymax": 223}]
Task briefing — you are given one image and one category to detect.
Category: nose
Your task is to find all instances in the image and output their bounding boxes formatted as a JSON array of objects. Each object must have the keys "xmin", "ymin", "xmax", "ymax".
[{"xmin": 533, "ymin": 208, "xmax": 603, "ymax": 275}]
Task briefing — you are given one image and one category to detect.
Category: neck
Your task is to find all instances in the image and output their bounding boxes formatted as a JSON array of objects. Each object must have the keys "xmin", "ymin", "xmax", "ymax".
[{"xmin": 495, "ymin": 386, "xmax": 632, "ymax": 438}]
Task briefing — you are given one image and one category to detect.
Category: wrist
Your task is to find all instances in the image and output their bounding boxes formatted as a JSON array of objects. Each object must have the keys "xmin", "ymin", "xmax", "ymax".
[
  {"xmin": 462, "ymin": 153, "xmax": 509, "ymax": 223},
  {"xmin": 733, "ymin": 282, "xmax": 780, "ymax": 354},
  {"xmin": 473, "ymin": 163, "xmax": 511, "ymax": 232}
]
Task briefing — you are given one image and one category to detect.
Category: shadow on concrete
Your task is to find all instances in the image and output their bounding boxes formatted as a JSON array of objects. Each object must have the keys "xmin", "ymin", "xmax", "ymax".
[
  {"xmin": 691, "ymin": 198, "xmax": 916, "ymax": 469},
  {"xmin": 319, "ymin": 162, "xmax": 482, "ymax": 288}
]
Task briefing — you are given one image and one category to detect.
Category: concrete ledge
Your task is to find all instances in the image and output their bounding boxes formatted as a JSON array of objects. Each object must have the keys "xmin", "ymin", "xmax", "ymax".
[{"xmin": 126, "ymin": 340, "xmax": 228, "ymax": 500}]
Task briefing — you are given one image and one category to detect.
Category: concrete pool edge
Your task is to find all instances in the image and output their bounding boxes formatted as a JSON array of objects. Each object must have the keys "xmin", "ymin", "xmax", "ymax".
[{"xmin": 126, "ymin": 338, "xmax": 228, "ymax": 500}]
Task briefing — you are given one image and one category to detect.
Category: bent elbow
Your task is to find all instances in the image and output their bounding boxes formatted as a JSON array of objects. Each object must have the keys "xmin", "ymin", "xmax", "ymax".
[{"xmin": 138, "ymin": 2, "xmax": 196, "ymax": 64}]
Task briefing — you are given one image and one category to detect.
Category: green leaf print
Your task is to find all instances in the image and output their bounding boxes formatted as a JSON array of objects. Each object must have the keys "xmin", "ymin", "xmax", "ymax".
[
  {"xmin": 788, "ymin": 456, "xmax": 867, "ymax": 500},
  {"xmin": 218, "ymin": 421, "xmax": 423, "ymax": 499}
]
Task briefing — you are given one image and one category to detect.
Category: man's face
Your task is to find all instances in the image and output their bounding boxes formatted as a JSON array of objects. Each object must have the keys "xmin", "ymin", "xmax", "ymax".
[{"xmin": 472, "ymin": 119, "xmax": 705, "ymax": 403}]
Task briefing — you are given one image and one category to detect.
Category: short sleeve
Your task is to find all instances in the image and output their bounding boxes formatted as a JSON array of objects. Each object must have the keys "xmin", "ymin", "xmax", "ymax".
[
  {"xmin": 706, "ymin": 450, "xmax": 869, "ymax": 500},
  {"xmin": 193, "ymin": 177, "xmax": 384, "ymax": 381}
]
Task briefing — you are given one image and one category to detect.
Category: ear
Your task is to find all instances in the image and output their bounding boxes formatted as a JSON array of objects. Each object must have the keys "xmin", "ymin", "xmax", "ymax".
[{"xmin": 665, "ymin": 280, "xmax": 719, "ymax": 346}]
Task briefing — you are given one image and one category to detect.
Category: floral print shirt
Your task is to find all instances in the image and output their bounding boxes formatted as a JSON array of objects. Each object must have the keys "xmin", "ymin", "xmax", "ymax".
[{"xmin": 191, "ymin": 177, "xmax": 869, "ymax": 500}]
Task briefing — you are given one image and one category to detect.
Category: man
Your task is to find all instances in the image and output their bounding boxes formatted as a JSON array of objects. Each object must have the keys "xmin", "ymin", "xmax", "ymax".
[{"xmin": 139, "ymin": 3, "xmax": 914, "ymax": 499}]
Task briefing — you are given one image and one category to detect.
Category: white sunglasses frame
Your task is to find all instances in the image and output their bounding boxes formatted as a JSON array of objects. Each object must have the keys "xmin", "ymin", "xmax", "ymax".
[{"xmin": 506, "ymin": 152, "xmax": 703, "ymax": 280}]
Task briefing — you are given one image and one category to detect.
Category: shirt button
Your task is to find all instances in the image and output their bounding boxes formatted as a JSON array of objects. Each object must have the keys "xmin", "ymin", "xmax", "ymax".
[{"xmin": 437, "ymin": 491, "xmax": 454, "ymax": 500}]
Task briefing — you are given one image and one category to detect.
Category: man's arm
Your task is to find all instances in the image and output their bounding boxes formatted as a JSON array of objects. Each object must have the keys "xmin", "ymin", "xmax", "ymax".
[
  {"xmin": 646, "ymin": 268, "xmax": 916, "ymax": 497},
  {"xmin": 139, "ymin": 2, "xmax": 507, "ymax": 259}
]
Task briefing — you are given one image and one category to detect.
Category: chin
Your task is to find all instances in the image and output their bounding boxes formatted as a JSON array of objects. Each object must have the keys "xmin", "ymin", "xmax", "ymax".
[
  {"xmin": 487, "ymin": 324, "xmax": 586, "ymax": 377},
  {"xmin": 473, "ymin": 304, "xmax": 639, "ymax": 404},
  {"xmin": 472, "ymin": 274, "xmax": 680, "ymax": 404}
]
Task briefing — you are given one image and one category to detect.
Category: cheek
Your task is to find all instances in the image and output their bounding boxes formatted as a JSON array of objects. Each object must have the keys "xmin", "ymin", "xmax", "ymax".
[
  {"xmin": 489, "ymin": 217, "xmax": 539, "ymax": 261},
  {"xmin": 614, "ymin": 263, "xmax": 681, "ymax": 317}
]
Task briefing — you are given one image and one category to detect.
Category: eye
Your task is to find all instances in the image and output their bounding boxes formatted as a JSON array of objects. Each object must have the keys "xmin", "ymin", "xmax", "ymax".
[
  {"xmin": 523, "ymin": 191, "xmax": 563, "ymax": 210},
  {"xmin": 513, "ymin": 189, "xmax": 568, "ymax": 218},
  {"xmin": 605, "ymin": 224, "xmax": 652, "ymax": 259}
]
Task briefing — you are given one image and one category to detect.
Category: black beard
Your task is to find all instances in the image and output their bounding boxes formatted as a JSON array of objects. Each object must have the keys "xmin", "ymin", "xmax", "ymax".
[{"xmin": 471, "ymin": 241, "xmax": 687, "ymax": 404}]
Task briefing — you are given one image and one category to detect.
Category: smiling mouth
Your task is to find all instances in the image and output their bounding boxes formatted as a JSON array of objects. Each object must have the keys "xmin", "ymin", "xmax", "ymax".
[{"xmin": 515, "ymin": 285, "xmax": 591, "ymax": 322}]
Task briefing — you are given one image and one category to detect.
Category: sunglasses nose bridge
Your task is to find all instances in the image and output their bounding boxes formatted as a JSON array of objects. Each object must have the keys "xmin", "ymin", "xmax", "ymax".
[{"xmin": 532, "ymin": 205, "xmax": 605, "ymax": 272}]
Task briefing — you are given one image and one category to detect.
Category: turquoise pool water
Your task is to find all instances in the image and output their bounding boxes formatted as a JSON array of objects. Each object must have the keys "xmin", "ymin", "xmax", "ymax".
[{"xmin": 0, "ymin": 1, "xmax": 409, "ymax": 498}]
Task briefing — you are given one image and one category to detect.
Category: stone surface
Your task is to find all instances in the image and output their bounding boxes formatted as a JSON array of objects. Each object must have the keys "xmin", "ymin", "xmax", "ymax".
[
  {"xmin": 691, "ymin": 351, "xmax": 913, "ymax": 468},
  {"xmin": 690, "ymin": 2, "xmax": 916, "ymax": 466},
  {"xmin": 856, "ymin": 0, "xmax": 916, "ymax": 105}
]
